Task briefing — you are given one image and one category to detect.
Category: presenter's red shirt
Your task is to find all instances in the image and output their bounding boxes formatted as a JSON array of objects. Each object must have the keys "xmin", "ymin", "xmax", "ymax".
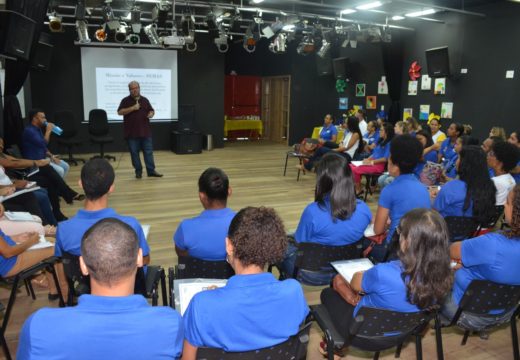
[{"xmin": 118, "ymin": 95, "xmax": 154, "ymax": 139}]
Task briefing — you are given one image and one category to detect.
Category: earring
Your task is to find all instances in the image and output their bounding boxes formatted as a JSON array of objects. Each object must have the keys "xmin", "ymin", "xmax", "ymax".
[{"xmin": 226, "ymin": 255, "xmax": 230, "ymax": 264}]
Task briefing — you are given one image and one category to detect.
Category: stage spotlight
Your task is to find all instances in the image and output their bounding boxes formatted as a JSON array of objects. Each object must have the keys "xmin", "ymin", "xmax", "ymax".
[
  {"xmin": 48, "ymin": 12, "xmax": 63, "ymax": 32},
  {"xmin": 75, "ymin": 0, "xmax": 86, "ymax": 20},
  {"xmin": 206, "ymin": 12, "xmax": 219, "ymax": 38},
  {"xmin": 76, "ymin": 20, "xmax": 90, "ymax": 43},
  {"xmin": 317, "ymin": 39, "xmax": 331, "ymax": 58},
  {"xmin": 243, "ymin": 27, "xmax": 256, "ymax": 53},
  {"xmin": 130, "ymin": 6, "xmax": 142, "ymax": 33},
  {"xmin": 95, "ymin": 27, "xmax": 108, "ymax": 42},
  {"xmin": 269, "ymin": 33, "xmax": 287, "ymax": 53},
  {"xmin": 102, "ymin": 4, "xmax": 120, "ymax": 31},
  {"xmin": 127, "ymin": 33, "xmax": 140, "ymax": 45},
  {"xmin": 144, "ymin": 23, "xmax": 161, "ymax": 45},
  {"xmin": 115, "ymin": 23, "xmax": 128, "ymax": 43},
  {"xmin": 296, "ymin": 35, "xmax": 315, "ymax": 55},
  {"xmin": 152, "ymin": 0, "xmax": 171, "ymax": 28},
  {"xmin": 214, "ymin": 33, "xmax": 229, "ymax": 53}
]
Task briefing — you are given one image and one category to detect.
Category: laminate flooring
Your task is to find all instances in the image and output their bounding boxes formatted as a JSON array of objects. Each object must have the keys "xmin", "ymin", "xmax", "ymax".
[{"xmin": 1, "ymin": 141, "xmax": 517, "ymax": 359}]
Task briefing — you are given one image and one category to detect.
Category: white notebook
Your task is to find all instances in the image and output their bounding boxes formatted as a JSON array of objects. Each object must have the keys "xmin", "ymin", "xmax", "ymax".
[
  {"xmin": 331, "ymin": 258, "xmax": 374, "ymax": 283},
  {"xmin": 27, "ymin": 235, "xmax": 54, "ymax": 251},
  {"xmin": 4, "ymin": 211, "xmax": 37, "ymax": 222},
  {"xmin": 174, "ymin": 278, "xmax": 227, "ymax": 316}
]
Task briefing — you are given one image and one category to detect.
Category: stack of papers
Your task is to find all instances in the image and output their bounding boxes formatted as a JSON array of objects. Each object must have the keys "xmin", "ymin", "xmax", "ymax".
[
  {"xmin": 331, "ymin": 258, "xmax": 374, "ymax": 282},
  {"xmin": 174, "ymin": 278, "xmax": 227, "ymax": 315}
]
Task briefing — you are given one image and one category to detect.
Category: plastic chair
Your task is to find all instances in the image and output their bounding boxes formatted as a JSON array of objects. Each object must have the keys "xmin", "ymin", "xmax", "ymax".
[
  {"xmin": 53, "ymin": 111, "xmax": 85, "ymax": 165},
  {"xmin": 312, "ymin": 304, "xmax": 432, "ymax": 360},
  {"xmin": 88, "ymin": 109, "xmax": 115, "ymax": 161},
  {"xmin": 195, "ymin": 321, "xmax": 312, "ymax": 360},
  {"xmin": 283, "ymin": 144, "xmax": 311, "ymax": 181},
  {"xmin": 434, "ymin": 280, "xmax": 520, "ymax": 360},
  {"xmin": 444, "ymin": 216, "xmax": 480, "ymax": 242}
]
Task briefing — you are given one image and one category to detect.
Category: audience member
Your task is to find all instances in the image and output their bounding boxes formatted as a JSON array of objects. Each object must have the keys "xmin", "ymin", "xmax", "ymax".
[
  {"xmin": 282, "ymin": 153, "xmax": 371, "ymax": 283},
  {"xmin": 320, "ymin": 209, "xmax": 452, "ymax": 355},
  {"xmin": 411, "ymin": 130, "xmax": 439, "ymax": 182},
  {"xmin": 442, "ymin": 185, "xmax": 520, "ymax": 328},
  {"xmin": 463, "ymin": 124, "xmax": 473, "ymax": 135},
  {"xmin": 22, "ymin": 109, "xmax": 70, "ymax": 178},
  {"xmin": 355, "ymin": 109, "xmax": 368, "ymax": 136},
  {"xmin": 55, "ymin": 159, "xmax": 150, "ymax": 265},
  {"xmin": 438, "ymin": 123, "xmax": 464, "ymax": 165},
  {"xmin": 405, "ymin": 116, "xmax": 421, "ymax": 136},
  {"xmin": 181, "ymin": 207, "xmax": 309, "ymax": 358},
  {"xmin": 487, "ymin": 141, "xmax": 519, "ymax": 205},
  {"xmin": 369, "ymin": 135, "xmax": 431, "ymax": 261},
  {"xmin": 17, "ymin": 218, "xmax": 183, "ymax": 360},
  {"xmin": 507, "ymin": 130, "xmax": 520, "ymax": 183},
  {"xmin": 442, "ymin": 135, "xmax": 479, "ymax": 180},
  {"xmin": 317, "ymin": 114, "xmax": 338, "ymax": 144},
  {"xmin": 360, "ymin": 120, "xmax": 380, "ymax": 158},
  {"xmin": 174, "ymin": 168, "xmax": 235, "ymax": 261},
  {"xmin": 429, "ymin": 118, "xmax": 446, "ymax": 144},
  {"xmin": 394, "ymin": 121, "xmax": 409, "ymax": 135},
  {"xmin": 489, "ymin": 126, "xmax": 507, "ymax": 141},
  {"xmin": 433, "ymin": 146, "xmax": 496, "ymax": 224}
]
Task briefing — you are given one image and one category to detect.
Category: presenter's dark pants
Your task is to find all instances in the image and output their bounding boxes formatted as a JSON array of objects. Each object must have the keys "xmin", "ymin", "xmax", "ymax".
[{"xmin": 127, "ymin": 137, "xmax": 156, "ymax": 176}]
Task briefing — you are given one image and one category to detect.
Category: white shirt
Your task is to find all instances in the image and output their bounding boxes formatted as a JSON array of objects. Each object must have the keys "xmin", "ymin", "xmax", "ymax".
[
  {"xmin": 359, "ymin": 120, "xmax": 368, "ymax": 136},
  {"xmin": 341, "ymin": 131, "xmax": 360, "ymax": 158},
  {"xmin": 492, "ymin": 173, "xmax": 515, "ymax": 205}
]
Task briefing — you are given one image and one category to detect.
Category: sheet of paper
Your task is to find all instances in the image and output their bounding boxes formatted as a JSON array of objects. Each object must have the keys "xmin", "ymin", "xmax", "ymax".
[
  {"xmin": 364, "ymin": 224, "xmax": 376, "ymax": 237},
  {"xmin": 28, "ymin": 235, "xmax": 55, "ymax": 251},
  {"xmin": 331, "ymin": 258, "xmax": 374, "ymax": 283},
  {"xmin": 175, "ymin": 279, "xmax": 227, "ymax": 316},
  {"xmin": 4, "ymin": 211, "xmax": 36, "ymax": 222},
  {"xmin": 351, "ymin": 161, "xmax": 366, "ymax": 167}
]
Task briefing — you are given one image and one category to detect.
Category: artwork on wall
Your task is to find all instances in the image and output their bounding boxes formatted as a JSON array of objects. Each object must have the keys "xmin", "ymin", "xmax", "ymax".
[
  {"xmin": 421, "ymin": 75, "xmax": 431, "ymax": 90},
  {"xmin": 356, "ymin": 83, "xmax": 366, "ymax": 97},
  {"xmin": 377, "ymin": 76, "xmax": 388, "ymax": 94},
  {"xmin": 339, "ymin": 97, "xmax": 348, "ymax": 110},
  {"xmin": 366, "ymin": 96, "xmax": 377, "ymax": 109},
  {"xmin": 408, "ymin": 81, "xmax": 418, "ymax": 96},
  {"xmin": 403, "ymin": 108, "xmax": 413, "ymax": 121},
  {"xmin": 434, "ymin": 78, "xmax": 446, "ymax": 95},
  {"xmin": 419, "ymin": 105, "xmax": 430, "ymax": 120},
  {"xmin": 441, "ymin": 102, "xmax": 454, "ymax": 119},
  {"xmin": 408, "ymin": 61, "xmax": 422, "ymax": 80}
]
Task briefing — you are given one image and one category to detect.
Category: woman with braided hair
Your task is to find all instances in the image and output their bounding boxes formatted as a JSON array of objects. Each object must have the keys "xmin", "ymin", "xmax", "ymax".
[{"xmin": 442, "ymin": 184, "xmax": 520, "ymax": 328}]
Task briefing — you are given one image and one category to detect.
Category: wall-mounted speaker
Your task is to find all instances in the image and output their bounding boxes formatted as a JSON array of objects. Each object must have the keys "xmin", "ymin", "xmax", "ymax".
[
  {"xmin": 0, "ymin": 10, "xmax": 36, "ymax": 61},
  {"xmin": 31, "ymin": 33, "xmax": 53, "ymax": 71},
  {"xmin": 316, "ymin": 54, "xmax": 332, "ymax": 76},
  {"xmin": 426, "ymin": 46, "xmax": 450, "ymax": 78},
  {"xmin": 332, "ymin": 57, "xmax": 351, "ymax": 79}
]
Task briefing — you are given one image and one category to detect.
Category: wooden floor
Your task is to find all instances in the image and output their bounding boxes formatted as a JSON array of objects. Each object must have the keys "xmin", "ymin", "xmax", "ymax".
[{"xmin": 1, "ymin": 141, "xmax": 518, "ymax": 359}]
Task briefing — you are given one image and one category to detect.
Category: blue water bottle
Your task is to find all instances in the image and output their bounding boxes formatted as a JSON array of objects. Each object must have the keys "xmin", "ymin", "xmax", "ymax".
[{"xmin": 43, "ymin": 121, "xmax": 63, "ymax": 136}]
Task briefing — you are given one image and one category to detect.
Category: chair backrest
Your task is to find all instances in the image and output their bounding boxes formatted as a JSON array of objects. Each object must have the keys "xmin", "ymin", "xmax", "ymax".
[
  {"xmin": 294, "ymin": 240, "xmax": 363, "ymax": 272},
  {"xmin": 195, "ymin": 322, "xmax": 312, "ymax": 360},
  {"xmin": 53, "ymin": 110, "xmax": 78, "ymax": 137},
  {"xmin": 88, "ymin": 109, "xmax": 109, "ymax": 136},
  {"xmin": 457, "ymin": 280, "xmax": 520, "ymax": 317},
  {"xmin": 482, "ymin": 205, "xmax": 505, "ymax": 228},
  {"xmin": 444, "ymin": 216, "xmax": 479, "ymax": 242},
  {"xmin": 61, "ymin": 252, "xmax": 90, "ymax": 297},
  {"xmin": 350, "ymin": 307, "xmax": 431, "ymax": 340},
  {"xmin": 175, "ymin": 256, "xmax": 235, "ymax": 280}
]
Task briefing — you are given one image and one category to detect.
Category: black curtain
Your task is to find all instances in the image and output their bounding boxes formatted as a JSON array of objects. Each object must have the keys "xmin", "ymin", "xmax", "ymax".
[
  {"xmin": 3, "ymin": 0, "xmax": 49, "ymax": 147},
  {"xmin": 381, "ymin": 37, "xmax": 404, "ymax": 124}
]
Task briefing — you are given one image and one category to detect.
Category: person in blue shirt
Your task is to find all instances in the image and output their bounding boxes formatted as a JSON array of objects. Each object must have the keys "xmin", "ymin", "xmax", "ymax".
[
  {"xmin": 433, "ymin": 145, "xmax": 496, "ymax": 223},
  {"xmin": 182, "ymin": 207, "xmax": 309, "ymax": 358},
  {"xmin": 507, "ymin": 130, "xmax": 520, "ymax": 183},
  {"xmin": 174, "ymin": 168, "xmax": 235, "ymax": 261},
  {"xmin": 55, "ymin": 159, "xmax": 151, "ymax": 282},
  {"xmin": 320, "ymin": 209, "xmax": 452, "ymax": 355},
  {"xmin": 282, "ymin": 153, "xmax": 372, "ymax": 282},
  {"xmin": 21, "ymin": 109, "xmax": 70, "ymax": 178},
  {"xmin": 369, "ymin": 134, "xmax": 431, "ymax": 262},
  {"xmin": 441, "ymin": 135, "xmax": 480, "ymax": 181},
  {"xmin": 18, "ymin": 218, "xmax": 184, "ymax": 360},
  {"xmin": 359, "ymin": 120, "xmax": 380, "ymax": 159},
  {"xmin": 412, "ymin": 129, "xmax": 439, "ymax": 181},
  {"xmin": 438, "ymin": 122, "xmax": 464, "ymax": 165},
  {"xmin": 318, "ymin": 114, "xmax": 338, "ymax": 143},
  {"xmin": 442, "ymin": 185, "xmax": 520, "ymax": 329}
]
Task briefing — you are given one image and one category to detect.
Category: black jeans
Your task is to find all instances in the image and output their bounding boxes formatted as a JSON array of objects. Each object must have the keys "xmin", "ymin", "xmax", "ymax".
[{"xmin": 3, "ymin": 192, "xmax": 47, "ymax": 224}]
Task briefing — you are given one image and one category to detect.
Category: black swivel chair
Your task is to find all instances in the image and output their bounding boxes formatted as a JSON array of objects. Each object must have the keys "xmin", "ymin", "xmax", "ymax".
[
  {"xmin": 53, "ymin": 111, "xmax": 85, "ymax": 166},
  {"xmin": 88, "ymin": 109, "xmax": 116, "ymax": 161}
]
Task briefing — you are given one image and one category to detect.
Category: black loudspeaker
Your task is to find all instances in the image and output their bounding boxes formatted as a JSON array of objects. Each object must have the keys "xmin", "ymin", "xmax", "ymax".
[
  {"xmin": 0, "ymin": 10, "xmax": 36, "ymax": 61},
  {"xmin": 332, "ymin": 57, "xmax": 351, "ymax": 79},
  {"xmin": 426, "ymin": 46, "xmax": 450, "ymax": 77},
  {"xmin": 178, "ymin": 104, "xmax": 196, "ymax": 132},
  {"xmin": 31, "ymin": 33, "xmax": 53, "ymax": 71},
  {"xmin": 316, "ymin": 54, "xmax": 333, "ymax": 76},
  {"xmin": 171, "ymin": 131, "xmax": 202, "ymax": 154}
]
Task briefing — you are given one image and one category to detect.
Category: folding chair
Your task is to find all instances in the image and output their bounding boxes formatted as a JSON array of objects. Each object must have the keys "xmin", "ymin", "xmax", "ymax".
[
  {"xmin": 312, "ymin": 304, "xmax": 432, "ymax": 360},
  {"xmin": 169, "ymin": 256, "xmax": 235, "ymax": 307},
  {"xmin": 444, "ymin": 216, "xmax": 480, "ymax": 242},
  {"xmin": 195, "ymin": 321, "xmax": 312, "ymax": 360},
  {"xmin": 434, "ymin": 280, "xmax": 520, "ymax": 360},
  {"xmin": 0, "ymin": 303, "xmax": 10, "ymax": 360},
  {"xmin": 283, "ymin": 144, "xmax": 311, "ymax": 181}
]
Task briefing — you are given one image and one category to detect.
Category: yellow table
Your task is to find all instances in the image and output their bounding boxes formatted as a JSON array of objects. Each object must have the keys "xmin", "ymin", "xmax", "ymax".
[
  {"xmin": 224, "ymin": 119, "xmax": 263, "ymax": 138},
  {"xmin": 311, "ymin": 127, "xmax": 344, "ymax": 143}
]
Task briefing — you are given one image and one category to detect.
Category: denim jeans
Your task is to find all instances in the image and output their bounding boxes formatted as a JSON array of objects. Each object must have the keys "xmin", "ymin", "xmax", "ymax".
[
  {"xmin": 50, "ymin": 159, "xmax": 70, "ymax": 179},
  {"xmin": 127, "ymin": 137, "xmax": 156, "ymax": 175},
  {"xmin": 33, "ymin": 188, "xmax": 57, "ymax": 225},
  {"xmin": 377, "ymin": 174, "xmax": 394, "ymax": 189}
]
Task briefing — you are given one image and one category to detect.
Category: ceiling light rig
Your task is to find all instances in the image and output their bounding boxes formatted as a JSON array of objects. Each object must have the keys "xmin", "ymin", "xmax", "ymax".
[
  {"xmin": 48, "ymin": 12, "xmax": 63, "ymax": 32},
  {"xmin": 243, "ymin": 24, "xmax": 256, "ymax": 53}
]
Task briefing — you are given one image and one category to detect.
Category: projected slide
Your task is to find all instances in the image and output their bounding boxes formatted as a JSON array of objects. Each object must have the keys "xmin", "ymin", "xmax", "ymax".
[{"xmin": 96, "ymin": 68, "xmax": 171, "ymax": 120}]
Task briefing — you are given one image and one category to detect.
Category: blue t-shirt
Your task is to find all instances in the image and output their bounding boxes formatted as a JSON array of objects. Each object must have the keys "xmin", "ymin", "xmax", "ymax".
[
  {"xmin": 17, "ymin": 295, "xmax": 184, "ymax": 360},
  {"xmin": 319, "ymin": 125, "xmax": 338, "ymax": 141},
  {"xmin": 434, "ymin": 180, "xmax": 472, "ymax": 218},
  {"xmin": 355, "ymin": 260, "xmax": 420, "ymax": 316},
  {"xmin": 513, "ymin": 161, "xmax": 520, "ymax": 183},
  {"xmin": 443, "ymin": 154, "xmax": 458, "ymax": 178},
  {"xmin": 55, "ymin": 208, "xmax": 150, "ymax": 257},
  {"xmin": 0, "ymin": 230, "xmax": 19, "ymax": 276},
  {"xmin": 371, "ymin": 142, "xmax": 390, "ymax": 160},
  {"xmin": 183, "ymin": 272, "xmax": 309, "ymax": 352},
  {"xmin": 363, "ymin": 131, "xmax": 380, "ymax": 146},
  {"xmin": 295, "ymin": 198, "xmax": 371, "ymax": 246},
  {"xmin": 173, "ymin": 208, "xmax": 236, "ymax": 261},
  {"xmin": 379, "ymin": 174, "xmax": 431, "ymax": 243},
  {"xmin": 439, "ymin": 138, "xmax": 457, "ymax": 165},
  {"xmin": 21, "ymin": 125, "xmax": 48, "ymax": 160},
  {"xmin": 452, "ymin": 232, "xmax": 520, "ymax": 304},
  {"xmin": 424, "ymin": 150, "xmax": 438, "ymax": 163}
]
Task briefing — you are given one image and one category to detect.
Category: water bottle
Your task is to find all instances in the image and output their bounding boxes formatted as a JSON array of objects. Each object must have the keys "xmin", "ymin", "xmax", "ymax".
[{"xmin": 43, "ymin": 121, "xmax": 63, "ymax": 136}]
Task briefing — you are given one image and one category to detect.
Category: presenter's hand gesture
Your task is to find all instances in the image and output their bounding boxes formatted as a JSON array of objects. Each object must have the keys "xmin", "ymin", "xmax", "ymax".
[
  {"xmin": 134, "ymin": 102, "xmax": 140, "ymax": 111},
  {"xmin": 147, "ymin": 111, "xmax": 154, "ymax": 119}
]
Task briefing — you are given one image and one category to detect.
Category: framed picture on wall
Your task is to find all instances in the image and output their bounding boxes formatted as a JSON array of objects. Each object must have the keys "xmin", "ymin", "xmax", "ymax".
[
  {"xmin": 339, "ymin": 97, "xmax": 348, "ymax": 110},
  {"xmin": 366, "ymin": 96, "xmax": 377, "ymax": 109},
  {"xmin": 419, "ymin": 105, "xmax": 430, "ymax": 120},
  {"xmin": 421, "ymin": 75, "xmax": 432, "ymax": 90},
  {"xmin": 408, "ymin": 81, "xmax": 418, "ymax": 96},
  {"xmin": 403, "ymin": 108, "xmax": 413, "ymax": 121},
  {"xmin": 434, "ymin": 78, "xmax": 446, "ymax": 95},
  {"xmin": 356, "ymin": 84, "xmax": 366, "ymax": 97},
  {"xmin": 441, "ymin": 102, "xmax": 453, "ymax": 119}
]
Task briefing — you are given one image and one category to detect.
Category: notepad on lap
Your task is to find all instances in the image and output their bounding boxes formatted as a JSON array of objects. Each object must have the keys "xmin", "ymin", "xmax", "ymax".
[
  {"xmin": 27, "ymin": 235, "xmax": 54, "ymax": 251},
  {"xmin": 331, "ymin": 258, "xmax": 374, "ymax": 283},
  {"xmin": 4, "ymin": 211, "xmax": 36, "ymax": 222},
  {"xmin": 351, "ymin": 161, "xmax": 365, "ymax": 167},
  {"xmin": 174, "ymin": 278, "xmax": 227, "ymax": 316}
]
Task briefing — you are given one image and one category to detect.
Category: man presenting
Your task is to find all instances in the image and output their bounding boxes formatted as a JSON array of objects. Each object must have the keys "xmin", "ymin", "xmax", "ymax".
[{"xmin": 117, "ymin": 81, "xmax": 163, "ymax": 179}]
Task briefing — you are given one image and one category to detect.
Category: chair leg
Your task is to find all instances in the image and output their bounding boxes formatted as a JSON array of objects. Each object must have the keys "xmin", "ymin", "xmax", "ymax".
[
  {"xmin": 511, "ymin": 316, "xmax": 519, "ymax": 360},
  {"xmin": 1, "ymin": 276, "xmax": 20, "ymax": 334},
  {"xmin": 434, "ymin": 314, "xmax": 445, "ymax": 360},
  {"xmin": 373, "ymin": 351, "xmax": 380, "ymax": 360},
  {"xmin": 416, "ymin": 335, "xmax": 423, "ymax": 360},
  {"xmin": 395, "ymin": 343, "xmax": 403, "ymax": 358},
  {"xmin": 160, "ymin": 270, "xmax": 168, "ymax": 306},
  {"xmin": 26, "ymin": 279, "xmax": 36, "ymax": 300},
  {"xmin": 0, "ymin": 331, "xmax": 11, "ymax": 360},
  {"xmin": 23, "ymin": 279, "xmax": 31, "ymax": 297},
  {"xmin": 283, "ymin": 153, "xmax": 289, "ymax": 176},
  {"xmin": 151, "ymin": 288, "xmax": 158, "ymax": 306},
  {"xmin": 461, "ymin": 330, "xmax": 470, "ymax": 345},
  {"xmin": 47, "ymin": 264, "xmax": 65, "ymax": 307}
]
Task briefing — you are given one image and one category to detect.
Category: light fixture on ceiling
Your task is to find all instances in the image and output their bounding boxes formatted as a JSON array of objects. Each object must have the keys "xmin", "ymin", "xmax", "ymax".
[
  {"xmin": 127, "ymin": 33, "xmax": 140, "ymax": 44},
  {"xmin": 130, "ymin": 6, "xmax": 142, "ymax": 33},
  {"xmin": 341, "ymin": 9, "xmax": 357, "ymax": 15},
  {"xmin": 75, "ymin": 0, "xmax": 86, "ymax": 20},
  {"xmin": 76, "ymin": 20, "xmax": 90, "ymax": 43},
  {"xmin": 152, "ymin": 0, "xmax": 171, "ymax": 28},
  {"xmin": 115, "ymin": 23, "xmax": 128, "ymax": 43},
  {"xmin": 206, "ymin": 12, "xmax": 220, "ymax": 38},
  {"xmin": 214, "ymin": 31, "xmax": 229, "ymax": 53},
  {"xmin": 356, "ymin": 1, "xmax": 383, "ymax": 10},
  {"xmin": 102, "ymin": 4, "xmax": 120, "ymax": 31},
  {"xmin": 48, "ymin": 12, "xmax": 63, "ymax": 32},
  {"xmin": 243, "ymin": 25, "xmax": 256, "ymax": 53},
  {"xmin": 282, "ymin": 24, "xmax": 295, "ymax": 32},
  {"xmin": 181, "ymin": 14, "xmax": 197, "ymax": 52},
  {"xmin": 262, "ymin": 19, "xmax": 283, "ymax": 39},
  {"xmin": 405, "ymin": 9, "xmax": 436, "ymax": 17},
  {"xmin": 269, "ymin": 32, "xmax": 288, "ymax": 54},
  {"xmin": 251, "ymin": 0, "xmax": 264, "ymax": 3},
  {"xmin": 296, "ymin": 35, "xmax": 315, "ymax": 55},
  {"xmin": 318, "ymin": 30, "xmax": 334, "ymax": 58},
  {"xmin": 95, "ymin": 27, "xmax": 108, "ymax": 41},
  {"xmin": 392, "ymin": 15, "xmax": 405, "ymax": 20},
  {"xmin": 144, "ymin": 23, "xmax": 161, "ymax": 45}
]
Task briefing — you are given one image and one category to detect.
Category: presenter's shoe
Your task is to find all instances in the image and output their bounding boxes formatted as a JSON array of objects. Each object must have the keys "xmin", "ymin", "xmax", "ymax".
[
  {"xmin": 147, "ymin": 171, "xmax": 163, "ymax": 178},
  {"xmin": 136, "ymin": 173, "xmax": 142, "ymax": 179}
]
